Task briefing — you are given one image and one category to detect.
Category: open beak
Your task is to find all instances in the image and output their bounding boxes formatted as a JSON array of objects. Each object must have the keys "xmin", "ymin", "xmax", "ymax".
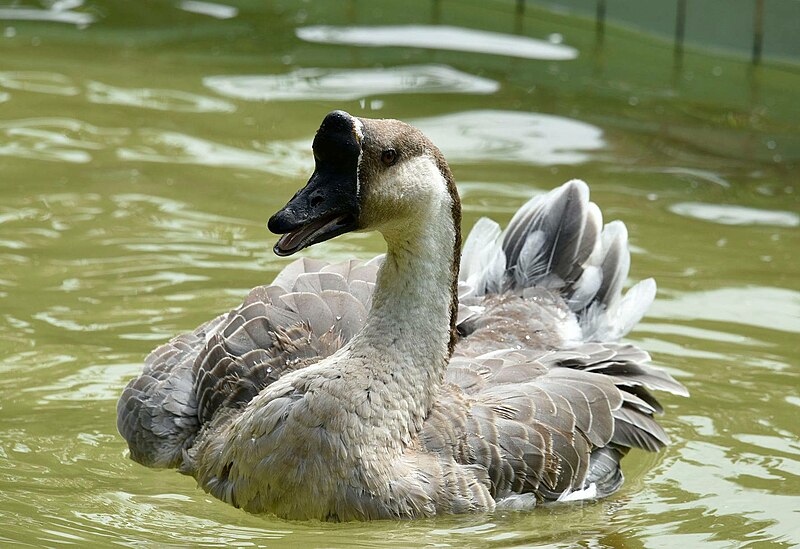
[
  {"xmin": 268, "ymin": 111, "xmax": 362, "ymax": 257},
  {"xmin": 267, "ymin": 170, "xmax": 359, "ymax": 256}
]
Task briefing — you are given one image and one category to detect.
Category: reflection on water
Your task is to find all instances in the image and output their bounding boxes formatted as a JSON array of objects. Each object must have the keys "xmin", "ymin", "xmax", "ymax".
[
  {"xmin": 177, "ymin": 0, "xmax": 238, "ymax": 20},
  {"xmin": 28, "ymin": 363, "xmax": 142, "ymax": 403},
  {"xmin": 117, "ymin": 129, "xmax": 287, "ymax": 174},
  {"xmin": 0, "ymin": 71, "xmax": 80, "ymax": 96},
  {"xmin": 645, "ymin": 167, "xmax": 733, "ymax": 189},
  {"xmin": 652, "ymin": 287, "xmax": 800, "ymax": 334},
  {"xmin": 87, "ymin": 81, "xmax": 236, "ymax": 113},
  {"xmin": 0, "ymin": 0, "xmax": 95, "ymax": 27},
  {"xmin": 414, "ymin": 110, "xmax": 604, "ymax": 165},
  {"xmin": 203, "ymin": 65, "xmax": 499, "ymax": 101},
  {"xmin": 669, "ymin": 202, "xmax": 800, "ymax": 227},
  {"xmin": 297, "ymin": 25, "xmax": 578, "ymax": 60},
  {"xmin": 0, "ymin": 117, "xmax": 300, "ymax": 173},
  {"xmin": 647, "ymin": 437, "xmax": 799, "ymax": 546},
  {"xmin": 70, "ymin": 491, "xmax": 290, "ymax": 545},
  {"xmin": 0, "ymin": 118, "xmax": 127, "ymax": 163},
  {"xmin": 0, "ymin": 71, "xmax": 236, "ymax": 113}
]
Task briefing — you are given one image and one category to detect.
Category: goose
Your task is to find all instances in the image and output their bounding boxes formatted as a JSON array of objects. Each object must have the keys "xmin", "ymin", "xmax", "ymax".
[{"xmin": 117, "ymin": 110, "xmax": 687, "ymax": 521}]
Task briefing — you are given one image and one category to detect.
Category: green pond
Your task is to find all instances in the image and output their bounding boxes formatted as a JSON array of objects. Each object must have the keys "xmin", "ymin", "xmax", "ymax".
[{"xmin": 1, "ymin": 1, "xmax": 799, "ymax": 546}]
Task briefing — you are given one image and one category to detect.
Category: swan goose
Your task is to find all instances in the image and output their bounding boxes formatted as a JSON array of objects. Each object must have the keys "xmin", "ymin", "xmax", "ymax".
[{"xmin": 118, "ymin": 110, "xmax": 687, "ymax": 520}]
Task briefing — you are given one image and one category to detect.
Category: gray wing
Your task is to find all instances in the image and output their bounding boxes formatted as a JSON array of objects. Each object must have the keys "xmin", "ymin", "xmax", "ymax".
[
  {"xmin": 117, "ymin": 256, "xmax": 380, "ymax": 468},
  {"xmin": 117, "ymin": 313, "xmax": 226, "ymax": 467},
  {"xmin": 422, "ymin": 343, "xmax": 687, "ymax": 503}
]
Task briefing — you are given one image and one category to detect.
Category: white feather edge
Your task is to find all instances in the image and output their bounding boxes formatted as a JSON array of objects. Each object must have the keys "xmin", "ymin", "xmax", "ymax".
[
  {"xmin": 556, "ymin": 482, "xmax": 598, "ymax": 502},
  {"xmin": 459, "ymin": 217, "xmax": 505, "ymax": 296}
]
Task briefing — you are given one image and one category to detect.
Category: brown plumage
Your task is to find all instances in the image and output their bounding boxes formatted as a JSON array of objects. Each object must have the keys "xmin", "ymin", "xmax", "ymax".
[{"xmin": 117, "ymin": 112, "xmax": 687, "ymax": 520}]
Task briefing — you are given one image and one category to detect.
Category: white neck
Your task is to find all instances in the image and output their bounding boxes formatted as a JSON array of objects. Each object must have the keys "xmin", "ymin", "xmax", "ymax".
[{"xmin": 347, "ymin": 160, "xmax": 458, "ymax": 434}]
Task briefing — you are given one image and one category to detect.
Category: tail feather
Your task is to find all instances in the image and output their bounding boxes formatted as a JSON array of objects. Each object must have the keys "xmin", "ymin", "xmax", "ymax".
[
  {"xmin": 460, "ymin": 218, "xmax": 505, "ymax": 296},
  {"xmin": 460, "ymin": 179, "xmax": 655, "ymax": 342},
  {"xmin": 502, "ymin": 180, "xmax": 590, "ymax": 291},
  {"xmin": 585, "ymin": 446, "xmax": 626, "ymax": 498},
  {"xmin": 593, "ymin": 221, "xmax": 630, "ymax": 309}
]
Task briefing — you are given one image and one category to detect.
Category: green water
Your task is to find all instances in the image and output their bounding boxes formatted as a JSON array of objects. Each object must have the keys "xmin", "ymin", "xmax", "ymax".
[{"xmin": 1, "ymin": 1, "xmax": 799, "ymax": 546}]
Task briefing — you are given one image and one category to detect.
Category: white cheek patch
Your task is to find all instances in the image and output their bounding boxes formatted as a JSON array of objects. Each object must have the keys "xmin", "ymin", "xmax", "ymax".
[
  {"xmin": 364, "ymin": 154, "xmax": 454, "ymax": 236},
  {"xmin": 396, "ymin": 155, "xmax": 449, "ymax": 199},
  {"xmin": 362, "ymin": 151, "xmax": 453, "ymax": 228}
]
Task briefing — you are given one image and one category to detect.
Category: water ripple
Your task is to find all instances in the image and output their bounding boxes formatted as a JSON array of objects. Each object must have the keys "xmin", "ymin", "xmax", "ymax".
[
  {"xmin": 32, "ymin": 307, "xmax": 147, "ymax": 333},
  {"xmin": 73, "ymin": 491, "xmax": 288, "ymax": 545},
  {"xmin": 734, "ymin": 433, "xmax": 800, "ymax": 459},
  {"xmin": 648, "ymin": 431, "xmax": 800, "ymax": 546},
  {"xmin": 0, "ymin": 71, "xmax": 80, "ymax": 96},
  {"xmin": 87, "ymin": 81, "xmax": 236, "ymax": 113},
  {"xmin": 648, "ymin": 167, "xmax": 732, "ymax": 188},
  {"xmin": 203, "ymin": 64, "xmax": 499, "ymax": 101},
  {"xmin": 413, "ymin": 110, "xmax": 604, "ymax": 165},
  {"xmin": 111, "ymin": 193, "xmax": 256, "ymax": 227},
  {"xmin": 117, "ymin": 129, "xmax": 284, "ymax": 173},
  {"xmin": 0, "ymin": 116, "xmax": 290, "ymax": 171},
  {"xmin": 0, "ymin": 72, "xmax": 237, "ymax": 113},
  {"xmin": 28, "ymin": 363, "xmax": 141, "ymax": 403},
  {"xmin": 0, "ymin": 0, "xmax": 95, "ymax": 27},
  {"xmin": 669, "ymin": 202, "xmax": 799, "ymax": 227},
  {"xmin": 0, "ymin": 118, "xmax": 128, "ymax": 163},
  {"xmin": 641, "ymin": 322, "xmax": 765, "ymax": 346},
  {"xmin": 651, "ymin": 287, "xmax": 800, "ymax": 335},
  {"xmin": 178, "ymin": 0, "xmax": 238, "ymax": 19},
  {"xmin": 297, "ymin": 25, "xmax": 578, "ymax": 60}
]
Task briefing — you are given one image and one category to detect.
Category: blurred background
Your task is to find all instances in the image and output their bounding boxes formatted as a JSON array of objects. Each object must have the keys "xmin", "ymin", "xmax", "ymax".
[{"xmin": 1, "ymin": 1, "xmax": 798, "ymax": 547}]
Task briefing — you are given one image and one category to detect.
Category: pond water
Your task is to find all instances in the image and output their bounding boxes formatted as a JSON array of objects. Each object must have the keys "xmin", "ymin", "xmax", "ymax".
[{"xmin": 1, "ymin": 1, "xmax": 798, "ymax": 547}]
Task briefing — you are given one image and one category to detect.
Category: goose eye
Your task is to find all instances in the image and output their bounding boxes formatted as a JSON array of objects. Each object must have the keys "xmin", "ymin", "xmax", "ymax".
[{"xmin": 381, "ymin": 149, "xmax": 397, "ymax": 166}]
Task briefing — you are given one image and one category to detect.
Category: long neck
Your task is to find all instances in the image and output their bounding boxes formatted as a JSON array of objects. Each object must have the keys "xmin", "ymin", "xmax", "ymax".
[{"xmin": 349, "ymin": 185, "xmax": 460, "ymax": 432}]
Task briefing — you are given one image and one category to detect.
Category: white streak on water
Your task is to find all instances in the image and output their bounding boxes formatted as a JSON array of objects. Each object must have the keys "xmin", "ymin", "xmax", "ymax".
[
  {"xmin": 0, "ymin": 118, "xmax": 128, "ymax": 163},
  {"xmin": 178, "ymin": 0, "xmax": 238, "ymax": 19},
  {"xmin": 651, "ymin": 286, "xmax": 800, "ymax": 335},
  {"xmin": 117, "ymin": 130, "xmax": 303, "ymax": 176},
  {"xmin": 0, "ymin": 2, "xmax": 95, "ymax": 26},
  {"xmin": 669, "ymin": 202, "xmax": 799, "ymax": 227},
  {"xmin": 87, "ymin": 81, "xmax": 236, "ymax": 113},
  {"xmin": 203, "ymin": 65, "xmax": 498, "ymax": 101},
  {"xmin": 297, "ymin": 25, "xmax": 578, "ymax": 60},
  {"xmin": 413, "ymin": 110, "xmax": 604, "ymax": 166},
  {"xmin": 0, "ymin": 71, "xmax": 80, "ymax": 96}
]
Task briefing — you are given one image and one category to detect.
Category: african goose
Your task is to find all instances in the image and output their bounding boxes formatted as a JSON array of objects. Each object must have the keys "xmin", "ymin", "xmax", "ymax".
[{"xmin": 118, "ymin": 110, "xmax": 687, "ymax": 520}]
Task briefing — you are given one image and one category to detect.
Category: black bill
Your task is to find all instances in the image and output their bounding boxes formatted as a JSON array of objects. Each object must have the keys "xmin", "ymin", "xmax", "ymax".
[{"xmin": 268, "ymin": 111, "xmax": 362, "ymax": 257}]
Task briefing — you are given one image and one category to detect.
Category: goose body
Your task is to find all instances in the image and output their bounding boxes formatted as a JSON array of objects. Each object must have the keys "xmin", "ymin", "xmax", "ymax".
[{"xmin": 118, "ymin": 111, "xmax": 687, "ymax": 520}]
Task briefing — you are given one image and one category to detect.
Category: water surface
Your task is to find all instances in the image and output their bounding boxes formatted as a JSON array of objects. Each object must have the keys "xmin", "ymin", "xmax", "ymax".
[{"xmin": 1, "ymin": 1, "xmax": 798, "ymax": 547}]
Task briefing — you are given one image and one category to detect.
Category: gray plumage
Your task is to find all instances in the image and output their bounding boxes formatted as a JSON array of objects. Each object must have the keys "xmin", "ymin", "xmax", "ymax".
[{"xmin": 118, "ymin": 161, "xmax": 686, "ymax": 518}]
